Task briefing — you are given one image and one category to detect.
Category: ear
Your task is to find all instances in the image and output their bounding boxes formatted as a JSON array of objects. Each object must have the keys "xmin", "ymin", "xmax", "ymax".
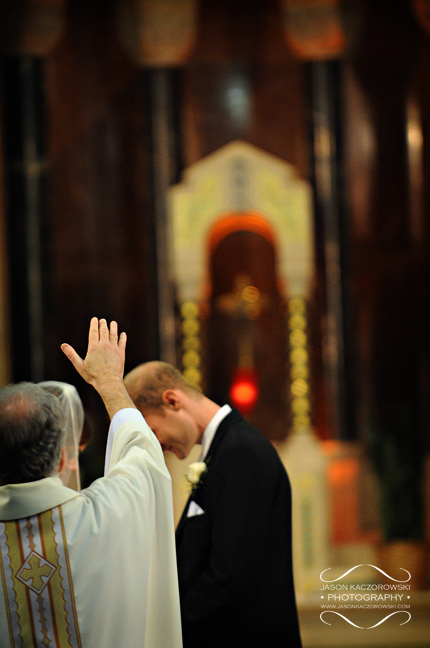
[{"xmin": 161, "ymin": 389, "xmax": 182, "ymax": 410}]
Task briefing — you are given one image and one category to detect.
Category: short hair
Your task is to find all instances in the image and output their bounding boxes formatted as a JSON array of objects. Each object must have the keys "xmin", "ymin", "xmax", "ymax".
[
  {"xmin": 0, "ymin": 382, "xmax": 66, "ymax": 486},
  {"xmin": 124, "ymin": 361, "xmax": 202, "ymax": 412}
]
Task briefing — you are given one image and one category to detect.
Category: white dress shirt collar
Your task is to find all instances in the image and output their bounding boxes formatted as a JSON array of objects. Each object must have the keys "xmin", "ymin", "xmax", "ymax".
[{"xmin": 199, "ymin": 404, "xmax": 232, "ymax": 461}]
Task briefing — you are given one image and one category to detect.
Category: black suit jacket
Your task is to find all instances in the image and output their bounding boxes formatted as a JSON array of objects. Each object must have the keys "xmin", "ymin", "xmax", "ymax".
[{"xmin": 176, "ymin": 409, "xmax": 302, "ymax": 648}]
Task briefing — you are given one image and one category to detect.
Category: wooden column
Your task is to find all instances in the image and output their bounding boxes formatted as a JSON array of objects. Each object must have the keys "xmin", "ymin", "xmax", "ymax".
[
  {"xmin": 0, "ymin": 133, "xmax": 10, "ymax": 386},
  {"xmin": 116, "ymin": 0, "xmax": 197, "ymax": 365},
  {"xmin": 283, "ymin": 0, "xmax": 355, "ymax": 439},
  {"xmin": 0, "ymin": 0, "xmax": 65, "ymax": 381}
]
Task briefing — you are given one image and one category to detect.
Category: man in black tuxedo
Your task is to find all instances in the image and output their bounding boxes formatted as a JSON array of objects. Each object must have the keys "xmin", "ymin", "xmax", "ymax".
[{"xmin": 125, "ymin": 361, "xmax": 302, "ymax": 648}]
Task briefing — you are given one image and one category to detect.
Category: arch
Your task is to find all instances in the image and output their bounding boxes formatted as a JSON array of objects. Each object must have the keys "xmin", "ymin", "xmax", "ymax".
[
  {"xmin": 207, "ymin": 210, "xmax": 277, "ymax": 256},
  {"xmin": 169, "ymin": 141, "xmax": 314, "ymax": 300}
]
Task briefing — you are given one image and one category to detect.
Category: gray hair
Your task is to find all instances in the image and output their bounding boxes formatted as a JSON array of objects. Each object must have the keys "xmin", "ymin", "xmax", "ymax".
[
  {"xmin": 0, "ymin": 382, "xmax": 66, "ymax": 486},
  {"xmin": 124, "ymin": 361, "xmax": 202, "ymax": 412}
]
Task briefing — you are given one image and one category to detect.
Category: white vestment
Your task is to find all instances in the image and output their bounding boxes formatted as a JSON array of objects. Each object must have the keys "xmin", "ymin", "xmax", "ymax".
[{"xmin": 0, "ymin": 408, "xmax": 183, "ymax": 648}]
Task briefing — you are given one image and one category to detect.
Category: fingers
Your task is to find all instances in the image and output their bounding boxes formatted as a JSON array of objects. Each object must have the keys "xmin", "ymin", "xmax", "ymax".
[
  {"xmin": 109, "ymin": 320, "xmax": 118, "ymax": 343},
  {"xmin": 89, "ymin": 318, "xmax": 121, "ymax": 345},
  {"xmin": 98, "ymin": 319, "xmax": 124, "ymax": 347},
  {"xmin": 60, "ymin": 343, "xmax": 85, "ymax": 375},
  {"xmin": 88, "ymin": 317, "xmax": 100, "ymax": 349},
  {"xmin": 63, "ymin": 318, "xmax": 125, "ymax": 365},
  {"xmin": 118, "ymin": 331, "xmax": 127, "ymax": 350},
  {"xmin": 104, "ymin": 319, "xmax": 125, "ymax": 348},
  {"xmin": 99, "ymin": 318, "xmax": 109, "ymax": 342}
]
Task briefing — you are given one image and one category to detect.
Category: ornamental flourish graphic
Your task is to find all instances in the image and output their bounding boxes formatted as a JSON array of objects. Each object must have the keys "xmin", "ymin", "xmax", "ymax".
[
  {"xmin": 319, "ymin": 564, "xmax": 412, "ymax": 630},
  {"xmin": 320, "ymin": 610, "xmax": 411, "ymax": 629}
]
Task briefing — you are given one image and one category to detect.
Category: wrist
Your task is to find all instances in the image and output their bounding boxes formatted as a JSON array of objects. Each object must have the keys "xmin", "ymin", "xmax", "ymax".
[
  {"xmin": 93, "ymin": 375, "xmax": 123, "ymax": 395},
  {"xmin": 94, "ymin": 378, "xmax": 136, "ymax": 420}
]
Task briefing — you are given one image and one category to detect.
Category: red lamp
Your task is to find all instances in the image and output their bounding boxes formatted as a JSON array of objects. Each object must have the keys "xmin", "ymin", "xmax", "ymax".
[{"xmin": 230, "ymin": 367, "xmax": 259, "ymax": 416}]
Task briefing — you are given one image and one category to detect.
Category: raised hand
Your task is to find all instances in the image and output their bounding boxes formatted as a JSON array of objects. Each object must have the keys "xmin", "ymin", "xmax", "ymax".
[{"xmin": 61, "ymin": 318, "xmax": 134, "ymax": 418}]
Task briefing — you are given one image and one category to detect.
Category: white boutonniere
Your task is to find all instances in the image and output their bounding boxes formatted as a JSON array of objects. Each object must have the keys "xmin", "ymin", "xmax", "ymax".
[{"xmin": 185, "ymin": 461, "xmax": 208, "ymax": 492}]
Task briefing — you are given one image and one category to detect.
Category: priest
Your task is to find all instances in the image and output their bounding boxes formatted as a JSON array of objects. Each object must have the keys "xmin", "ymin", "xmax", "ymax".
[{"xmin": 0, "ymin": 318, "xmax": 182, "ymax": 648}]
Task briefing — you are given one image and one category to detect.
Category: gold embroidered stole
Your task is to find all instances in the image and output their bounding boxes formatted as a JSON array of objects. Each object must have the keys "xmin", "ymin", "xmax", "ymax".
[{"xmin": 0, "ymin": 505, "xmax": 82, "ymax": 647}]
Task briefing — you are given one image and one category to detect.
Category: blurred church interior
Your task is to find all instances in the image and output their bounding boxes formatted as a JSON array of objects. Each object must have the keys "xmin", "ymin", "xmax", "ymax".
[{"xmin": 0, "ymin": 0, "xmax": 429, "ymax": 645}]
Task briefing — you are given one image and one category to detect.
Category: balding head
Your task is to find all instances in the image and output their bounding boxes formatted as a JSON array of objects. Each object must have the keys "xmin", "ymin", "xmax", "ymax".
[
  {"xmin": 0, "ymin": 382, "xmax": 66, "ymax": 485},
  {"xmin": 124, "ymin": 361, "xmax": 202, "ymax": 413}
]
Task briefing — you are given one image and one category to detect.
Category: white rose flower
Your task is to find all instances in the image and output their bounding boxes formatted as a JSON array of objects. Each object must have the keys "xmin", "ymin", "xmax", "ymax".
[{"xmin": 185, "ymin": 461, "xmax": 208, "ymax": 491}]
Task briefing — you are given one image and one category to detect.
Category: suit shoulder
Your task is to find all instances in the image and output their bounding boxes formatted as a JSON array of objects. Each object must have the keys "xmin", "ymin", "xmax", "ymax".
[{"xmin": 217, "ymin": 418, "xmax": 284, "ymax": 470}]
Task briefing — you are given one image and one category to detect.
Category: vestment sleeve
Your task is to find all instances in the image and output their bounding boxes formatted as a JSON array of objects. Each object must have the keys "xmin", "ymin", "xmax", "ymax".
[
  {"xmin": 104, "ymin": 408, "xmax": 167, "ymax": 478},
  {"xmin": 79, "ymin": 411, "xmax": 183, "ymax": 647}
]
